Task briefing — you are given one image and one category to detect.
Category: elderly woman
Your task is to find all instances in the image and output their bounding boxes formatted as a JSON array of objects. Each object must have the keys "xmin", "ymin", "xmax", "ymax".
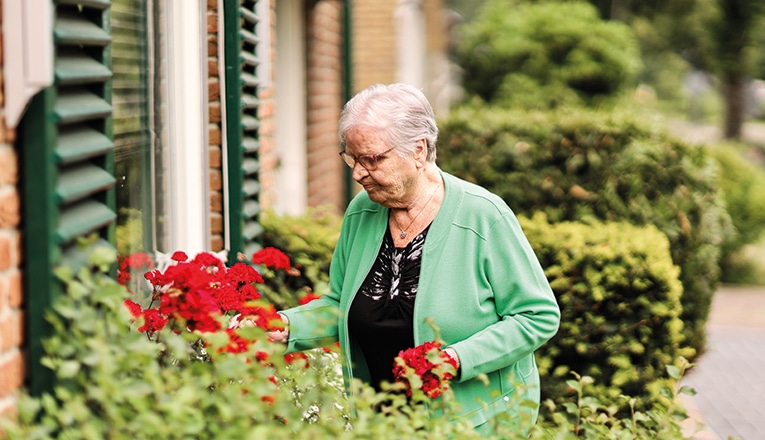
[{"xmin": 269, "ymin": 83, "xmax": 560, "ymax": 431}]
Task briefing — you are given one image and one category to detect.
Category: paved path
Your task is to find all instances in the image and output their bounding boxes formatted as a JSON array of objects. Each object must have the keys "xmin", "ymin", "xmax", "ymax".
[{"xmin": 681, "ymin": 286, "xmax": 765, "ymax": 440}]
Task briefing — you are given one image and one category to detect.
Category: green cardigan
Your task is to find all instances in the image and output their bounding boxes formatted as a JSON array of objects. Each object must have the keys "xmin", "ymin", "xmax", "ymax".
[{"xmin": 282, "ymin": 170, "xmax": 560, "ymax": 428}]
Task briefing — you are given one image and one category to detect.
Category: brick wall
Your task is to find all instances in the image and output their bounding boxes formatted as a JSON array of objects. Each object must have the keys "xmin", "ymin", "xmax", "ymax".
[
  {"xmin": 352, "ymin": 0, "xmax": 397, "ymax": 91},
  {"xmin": 257, "ymin": 0, "xmax": 277, "ymax": 214},
  {"xmin": 305, "ymin": 1, "xmax": 345, "ymax": 212},
  {"xmin": 0, "ymin": 0, "xmax": 26, "ymax": 420},
  {"xmin": 207, "ymin": 0, "xmax": 224, "ymax": 252},
  {"xmin": 352, "ymin": 0, "xmax": 448, "ymax": 102}
]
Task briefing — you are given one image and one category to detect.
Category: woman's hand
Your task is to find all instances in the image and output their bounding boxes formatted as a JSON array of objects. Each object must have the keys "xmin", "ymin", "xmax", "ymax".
[
  {"xmin": 228, "ymin": 313, "xmax": 290, "ymax": 344},
  {"xmin": 443, "ymin": 347, "xmax": 461, "ymax": 372},
  {"xmin": 267, "ymin": 313, "xmax": 290, "ymax": 344}
]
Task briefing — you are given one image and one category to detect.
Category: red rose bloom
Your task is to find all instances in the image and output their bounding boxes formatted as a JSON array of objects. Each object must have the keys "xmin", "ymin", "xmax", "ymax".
[{"xmin": 392, "ymin": 341, "xmax": 458, "ymax": 399}]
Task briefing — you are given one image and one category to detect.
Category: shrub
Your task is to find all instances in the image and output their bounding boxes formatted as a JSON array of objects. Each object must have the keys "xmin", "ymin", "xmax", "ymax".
[
  {"xmin": 258, "ymin": 207, "xmax": 341, "ymax": 308},
  {"xmin": 454, "ymin": 0, "xmax": 641, "ymax": 109},
  {"xmin": 0, "ymin": 239, "xmax": 481, "ymax": 439},
  {"xmin": 519, "ymin": 214, "xmax": 694, "ymax": 414},
  {"xmin": 1, "ymin": 240, "xmax": 698, "ymax": 439},
  {"xmin": 437, "ymin": 105, "xmax": 733, "ymax": 356},
  {"xmin": 704, "ymin": 143, "xmax": 765, "ymax": 284}
]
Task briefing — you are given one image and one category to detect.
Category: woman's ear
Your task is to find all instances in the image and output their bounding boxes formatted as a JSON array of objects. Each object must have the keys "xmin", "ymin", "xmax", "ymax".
[{"xmin": 414, "ymin": 139, "xmax": 427, "ymax": 165}]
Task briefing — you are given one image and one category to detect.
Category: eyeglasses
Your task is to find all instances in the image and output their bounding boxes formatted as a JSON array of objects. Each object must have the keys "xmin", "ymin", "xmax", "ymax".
[{"xmin": 338, "ymin": 145, "xmax": 398, "ymax": 171}]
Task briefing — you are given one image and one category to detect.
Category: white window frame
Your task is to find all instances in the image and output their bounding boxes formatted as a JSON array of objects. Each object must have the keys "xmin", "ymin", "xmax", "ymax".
[
  {"xmin": 3, "ymin": 0, "xmax": 54, "ymax": 129},
  {"xmin": 161, "ymin": 0, "xmax": 211, "ymax": 256},
  {"xmin": 274, "ymin": 0, "xmax": 308, "ymax": 216}
]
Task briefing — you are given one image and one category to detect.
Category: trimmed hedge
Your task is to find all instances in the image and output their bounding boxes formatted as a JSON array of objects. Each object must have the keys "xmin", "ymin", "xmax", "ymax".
[
  {"xmin": 437, "ymin": 106, "xmax": 733, "ymax": 355},
  {"xmin": 519, "ymin": 214, "xmax": 694, "ymax": 412},
  {"xmin": 259, "ymin": 209, "xmax": 693, "ymax": 412}
]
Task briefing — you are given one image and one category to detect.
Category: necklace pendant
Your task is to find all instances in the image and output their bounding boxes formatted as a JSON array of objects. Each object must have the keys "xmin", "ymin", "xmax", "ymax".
[{"xmin": 399, "ymin": 231, "xmax": 407, "ymax": 239}]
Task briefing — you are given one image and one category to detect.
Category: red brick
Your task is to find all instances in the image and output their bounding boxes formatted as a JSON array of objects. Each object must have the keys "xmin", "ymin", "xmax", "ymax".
[
  {"xmin": 0, "ymin": 234, "xmax": 10, "ymax": 272},
  {"xmin": 0, "ymin": 146, "xmax": 18, "ymax": 186},
  {"xmin": 208, "ymin": 79, "xmax": 220, "ymax": 103},
  {"xmin": 209, "ymin": 169, "xmax": 221, "ymax": 191},
  {"xmin": 207, "ymin": 12, "xmax": 218, "ymax": 34},
  {"xmin": 7, "ymin": 270, "xmax": 20, "ymax": 308},
  {"xmin": 0, "ymin": 190, "xmax": 19, "ymax": 229},
  {"xmin": 208, "ymin": 59, "xmax": 219, "ymax": 78},
  {"xmin": 210, "ymin": 213, "xmax": 223, "ymax": 235},
  {"xmin": 209, "ymin": 125, "xmax": 221, "ymax": 146},
  {"xmin": 0, "ymin": 313, "xmax": 21, "ymax": 351},
  {"xmin": 209, "ymin": 146, "xmax": 221, "ymax": 168},
  {"xmin": 209, "ymin": 102, "xmax": 221, "ymax": 124},
  {"xmin": 210, "ymin": 236, "xmax": 224, "ymax": 253},
  {"xmin": 0, "ymin": 351, "xmax": 24, "ymax": 397},
  {"xmin": 210, "ymin": 192, "xmax": 222, "ymax": 213}
]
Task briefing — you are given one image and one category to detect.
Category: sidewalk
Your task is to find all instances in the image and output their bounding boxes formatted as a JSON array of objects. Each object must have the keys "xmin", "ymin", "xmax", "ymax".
[{"xmin": 680, "ymin": 285, "xmax": 765, "ymax": 440}]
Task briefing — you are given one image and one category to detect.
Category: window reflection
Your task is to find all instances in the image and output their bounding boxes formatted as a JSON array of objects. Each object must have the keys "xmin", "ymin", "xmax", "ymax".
[{"xmin": 112, "ymin": 0, "xmax": 169, "ymax": 257}]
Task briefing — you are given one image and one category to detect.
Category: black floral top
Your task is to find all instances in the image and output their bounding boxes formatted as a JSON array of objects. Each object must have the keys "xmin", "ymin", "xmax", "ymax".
[{"xmin": 347, "ymin": 224, "xmax": 429, "ymax": 391}]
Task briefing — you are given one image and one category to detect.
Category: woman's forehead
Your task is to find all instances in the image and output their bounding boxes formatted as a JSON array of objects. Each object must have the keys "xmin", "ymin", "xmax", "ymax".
[{"xmin": 345, "ymin": 127, "xmax": 388, "ymax": 151}]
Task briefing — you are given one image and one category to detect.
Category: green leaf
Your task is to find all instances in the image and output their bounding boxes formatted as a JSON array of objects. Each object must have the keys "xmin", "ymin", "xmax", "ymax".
[
  {"xmin": 54, "ymin": 266, "xmax": 74, "ymax": 284},
  {"xmin": 678, "ymin": 385, "xmax": 697, "ymax": 397},
  {"xmin": 88, "ymin": 245, "xmax": 117, "ymax": 271},
  {"xmin": 58, "ymin": 360, "xmax": 81, "ymax": 379},
  {"xmin": 666, "ymin": 364, "xmax": 682, "ymax": 380}
]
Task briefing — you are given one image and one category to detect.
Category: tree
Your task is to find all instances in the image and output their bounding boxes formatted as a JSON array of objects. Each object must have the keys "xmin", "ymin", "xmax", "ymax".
[
  {"xmin": 453, "ymin": 0, "xmax": 641, "ymax": 109},
  {"xmin": 585, "ymin": 0, "xmax": 764, "ymax": 139},
  {"xmin": 714, "ymin": 0, "xmax": 765, "ymax": 138}
]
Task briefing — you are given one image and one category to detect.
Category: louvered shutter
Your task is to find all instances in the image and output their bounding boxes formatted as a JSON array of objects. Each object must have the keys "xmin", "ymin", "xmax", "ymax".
[
  {"xmin": 224, "ymin": 0, "xmax": 263, "ymax": 259},
  {"xmin": 21, "ymin": 0, "xmax": 114, "ymax": 394}
]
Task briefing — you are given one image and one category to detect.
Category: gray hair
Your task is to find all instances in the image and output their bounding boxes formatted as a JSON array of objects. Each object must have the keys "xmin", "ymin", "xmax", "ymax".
[{"xmin": 338, "ymin": 83, "xmax": 438, "ymax": 162}]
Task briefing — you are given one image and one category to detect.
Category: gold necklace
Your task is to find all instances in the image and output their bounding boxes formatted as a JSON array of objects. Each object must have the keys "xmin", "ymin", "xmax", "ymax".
[{"xmin": 392, "ymin": 185, "xmax": 439, "ymax": 239}]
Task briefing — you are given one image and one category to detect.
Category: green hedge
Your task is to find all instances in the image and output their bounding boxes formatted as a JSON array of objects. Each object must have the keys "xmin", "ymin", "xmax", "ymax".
[
  {"xmin": 705, "ymin": 143, "xmax": 765, "ymax": 284},
  {"xmin": 257, "ymin": 207, "xmax": 342, "ymax": 310},
  {"xmin": 519, "ymin": 214, "xmax": 694, "ymax": 413},
  {"xmin": 0, "ymin": 239, "xmax": 695, "ymax": 439},
  {"xmin": 437, "ymin": 106, "xmax": 733, "ymax": 356},
  {"xmin": 259, "ymin": 209, "xmax": 693, "ymax": 413}
]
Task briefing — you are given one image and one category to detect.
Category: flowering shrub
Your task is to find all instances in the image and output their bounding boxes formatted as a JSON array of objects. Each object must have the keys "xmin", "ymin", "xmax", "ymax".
[
  {"xmin": 119, "ymin": 247, "xmax": 322, "ymax": 364},
  {"xmin": 393, "ymin": 341, "xmax": 458, "ymax": 399}
]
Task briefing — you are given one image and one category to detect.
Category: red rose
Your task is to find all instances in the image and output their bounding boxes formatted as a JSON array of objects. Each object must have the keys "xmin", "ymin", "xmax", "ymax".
[{"xmin": 392, "ymin": 341, "xmax": 458, "ymax": 399}]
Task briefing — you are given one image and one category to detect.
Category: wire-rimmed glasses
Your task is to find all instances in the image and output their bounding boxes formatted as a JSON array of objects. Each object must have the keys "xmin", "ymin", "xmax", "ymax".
[{"xmin": 338, "ymin": 145, "xmax": 398, "ymax": 171}]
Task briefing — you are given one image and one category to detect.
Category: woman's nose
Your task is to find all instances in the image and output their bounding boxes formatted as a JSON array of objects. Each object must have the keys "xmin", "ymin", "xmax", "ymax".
[{"xmin": 351, "ymin": 162, "xmax": 369, "ymax": 181}]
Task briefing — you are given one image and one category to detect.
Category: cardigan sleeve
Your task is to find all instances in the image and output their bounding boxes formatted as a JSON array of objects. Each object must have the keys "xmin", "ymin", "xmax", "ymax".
[{"xmin": 448, "ymin": 210, "xmax": 560, "ymax": 381}]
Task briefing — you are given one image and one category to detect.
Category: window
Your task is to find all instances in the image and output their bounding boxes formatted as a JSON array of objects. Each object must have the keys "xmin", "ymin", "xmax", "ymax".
[
  {"xmin": 21, "ymin": 0, "xmax": 210, "ymax": 393},
  {"xmin": 112, "ymin": 0, "xmax": 210, "ymax": 260}
]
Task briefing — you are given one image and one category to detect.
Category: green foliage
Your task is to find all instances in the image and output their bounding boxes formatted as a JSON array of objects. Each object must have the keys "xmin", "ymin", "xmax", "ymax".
[
  {"xmin": 455, "ymin": 0, "xmax": 641, "ymax": 109},
  {"xmin": 1, "ymin": 242, "xmax": 699, "ymax": 439},
  {"xmin": 115, "ymin": 208, "xmax": 145, "ymax": 256},
  {"xmin": 258, "ymin": 207, "xmax": 342, "ymax": 309},
  {"xmin": 705, "ymin": 143, "xmax": 765, "ymax": 284},
  {"xmin": 519, "ymin": 214, "xmax": 694, "ymax": 414},
  {"xmin": 531, "ymin": 362, "xmax": 695, "ymax": 439},
  {"xmin": 0, "ymin": 243, "xmax": 480, "ymax": 439},
  {"xmin": 438, "ymin": 105, "xmax": 734, "ymax": 355}
]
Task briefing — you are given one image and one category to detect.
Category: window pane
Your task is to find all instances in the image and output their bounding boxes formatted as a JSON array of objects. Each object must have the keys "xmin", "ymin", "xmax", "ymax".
[{"xmin": 112, "ymin": 0, "xmax": 170, "ymax": 256}]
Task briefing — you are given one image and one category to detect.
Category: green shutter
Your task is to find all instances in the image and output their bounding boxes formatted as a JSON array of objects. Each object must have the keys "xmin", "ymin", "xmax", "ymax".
[
  {"xmin": 224, "ymin": 0, "xmax": 263, "ymax": 260},
  {"xmin": 21, "ymin": 0, "xmax": 114, "ymax": 395}
]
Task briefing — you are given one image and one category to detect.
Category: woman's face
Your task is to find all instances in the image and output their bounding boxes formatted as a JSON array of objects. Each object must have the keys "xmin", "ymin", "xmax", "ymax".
[{"xmin": 344, "ymin": 127, "xmax": 417, "ymax": 208}]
